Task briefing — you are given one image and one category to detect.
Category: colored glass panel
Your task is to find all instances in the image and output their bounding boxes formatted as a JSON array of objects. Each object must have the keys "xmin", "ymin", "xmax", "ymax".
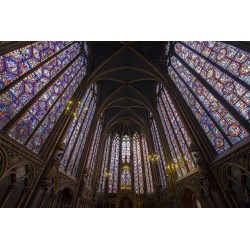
[
  {"xmin": 121, "ymin": 168, "xmax": 131, "ymax": 189},
  {"xmin": 159, "ymin": 84, "xmax": 196, "ymax": 173},
  {"xmin": 0, "ymin": 43, "xmax": 81, "ymax": 129},
  {"xmin": 168, "ymin": 65, "xmax": 230, "ymax": 153},
  {"xmin": 182, "ymin": 41, "xmax": 250, "ymax": 86},
  {"xmin": 0, "ymin": 41, "xmax": 72, "ymax": 90},
  {"xmin": 175, "ymin": 42, "xmax": 250, "ymax": 121},
  {"xmin": 86, "ymin": 118, "xmax": 103, "ymax": 185},
  {"xmin": 151, "ymin": 119, "xmax": 167, "ymax": 187},
  {"xmin": 26, "ymin": 64, "xmax": 86, "ymax": 153},
  {"xmin": 122, "ymin": 135, "xmax": 130, "ymax": 163},
  {"xmin": 133, "ymin": 134, "xmax": 144, "ymax": 194},
  {"xmin": 99, "ymin": 135, "xmax": 111, "ymax": 192},
  {"xmin": 142, "ymin": 136, "xmax": 154, "ymax": 193},
  {"xmin": 171, "ymin": 56, "xmax": 248, "ymax": 145},
  {"xmin": 108, "ymin": 134, "xmax": 120, "ymax": 193},
  {"xmin": 158, "ymin": 100, "xmax": 187, "ymax": 177},
  {"xmin": 9, "ymin": 56, "xmax": 85, "ymax": 144},
  {"xmin": 58, "ymin": 84, "xmax": 96, "ymax": 176}
]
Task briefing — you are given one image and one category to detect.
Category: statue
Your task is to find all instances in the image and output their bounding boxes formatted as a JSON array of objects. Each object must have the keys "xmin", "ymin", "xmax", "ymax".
[
  {"xmin": 80, "ymin": 169, "xmax": 89, "ymax": 196},
  {"xmin": 44, "ymin": 143, "xmax": 66, "ymax": 189}
]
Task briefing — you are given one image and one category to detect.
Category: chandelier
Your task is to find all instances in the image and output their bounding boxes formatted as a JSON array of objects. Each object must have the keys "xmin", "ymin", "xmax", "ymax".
[
  {"xmin": 104, "ymin": 171, "xmax": 111, "ymax": 179},
  {"xmin": 148, "ymin": 154, "xmax": 160, "ymax": 162}
]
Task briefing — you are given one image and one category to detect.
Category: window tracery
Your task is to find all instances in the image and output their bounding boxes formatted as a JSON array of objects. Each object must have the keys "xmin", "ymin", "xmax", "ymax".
[
  {"xmin": 58, "ymin": 83, "xmax": 96, "ymax": 177},
  {"xmin": 157, "ymin": 83, "xmax": 196, "ymax": 177},
  {"xmin": 120, "ymin": 165, "xmax": 132, "ymax": 190},
  {"xmin": 151, "ymin": 119, "xmax": 167, "ymax": 187},
  {"xmin": 108, "ymin": 134, "xmax": 120, "ymax": 193},
  {"xmin": 142, "ymin": 136, "xmax": 154, "ymax": 193},
  {"xmin": 99, "ymin": 132, "xmax": 154, "ymax": 194},
  {"xmin": 133, "ymin": 134, "xmax": 144, "ymax": 194},
  {"xmin": 122, "ymin": 135, "xmax": 130, "ymax": 163},
  {"xmin": 0, "ymin": 42, "xmax": 89, "ymax": 154},
  {"xmin": 86, "ymin": 116, "xmax": 103, "ymax": 186},
  {"xmin": 99, "ymin": 135, "xmax": 111, "ymax": 192},
  {"xmin": 167, "ymin": 42, "xmax": 249, "ymax": 154}
]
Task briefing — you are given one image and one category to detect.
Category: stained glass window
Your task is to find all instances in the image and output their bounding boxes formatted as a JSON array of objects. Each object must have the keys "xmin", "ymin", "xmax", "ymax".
[
  {"xmin": 9, "ymin": 56, "xmax": 86, "ymax": 146},
  {"xmin": 120, "ymin": 166, "xmax": 132, "ymax": 190},
  {"xmin": 99, "ymin": 132, "xmax": 154, "ymax": 194},
  {"xmin": 0, "ymin": 42, "xmax": 72, "ymax": 90},
  {"xmin": 141, "ymin": 136, "xmax": 154, "ymax": 193},
  {"xmin": 157, "ymin": 83, "xmax": 196, "ymax": 178},
  {"xmin": 82, "ymin": 42, "xmax": 89, "ymax": 57},
  {"xmin": 99, "ymin": 135, "xmax": 111, "ymax": 192},
  {"xmin": 108, "ymin": 134, "xmax": 120, "ymax": 193},
  {"xmin": 0, "ymin": 41, "xmax": 89, "ymax": 155},
  {"xmin": 182, "ymin": 42, "xmax": 250, "ymax": 86},
  {"xmin": 168, "ymin": 53, "xmax": 249, "ymax": 153},
  {"xmin": 151, "ymin": 118, "xmax": 167, "ymax": 187},
  {"xmin": 0, "ymin": 43, "xmax": 81, "ymax": 129},
  {"xmin": 165, "ymin": 42, "xmax": 171, "ymax": 57},
  {"xmin": 122, "ymin": 135, "xmax": 130, "ymax": 163},
  {"xmin": 174, "ymin": 42, "xmax": 250, "ymax": 122},
  {"xmin": 58, "ymin": 83, "xmax": 96, "ymax": 177},
  {"xmin": 133, "ymin": 134, "xmax": 144, "ymax": 194},
  {"xmin": 86, "ymin": 116, "xmax": 103, "ymax": 186}
]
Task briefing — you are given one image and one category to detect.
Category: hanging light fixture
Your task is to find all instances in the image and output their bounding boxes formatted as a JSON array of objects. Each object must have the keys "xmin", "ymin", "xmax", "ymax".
[
  {"xmin": 104, "ymin": 171, "xmax": 111, "ymax": 179},
  {"xmin": 66, "ymin": 100, "xmax": 73, "ymax": 112},
  {"xmin": 65, "ymin": 100, "xmax": 85, "ymax": 118},
  {"xmin": 189, "ymin": 143, "xmax": 199, "ymax": 165},
  {"xmin": 148, "ymin": 154, "xmax": 160, "ymax": 162}
]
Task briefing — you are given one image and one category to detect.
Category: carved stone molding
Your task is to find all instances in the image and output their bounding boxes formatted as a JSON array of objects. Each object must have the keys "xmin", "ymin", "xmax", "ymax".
[
  {"xmin": 0, "ymin": 134, "xmax": 45, "ymax": 166},
  {"xmin": 212, "ymin": 146, "xmax": 250, "ymax": 189},
  {"xmin": 175, "ymin": 172, "xmax": 201, "ymax": 196},
  {"xmin": 116, "ymin": 190, "xmax": 136, "ymax": 208},
  {"xmin": 0, "ymin": 142, "xmax": 43, "ymax": 187},
  {"xmin": 54, "ymin": 172, "xmax": 78, "ymax": 196}
]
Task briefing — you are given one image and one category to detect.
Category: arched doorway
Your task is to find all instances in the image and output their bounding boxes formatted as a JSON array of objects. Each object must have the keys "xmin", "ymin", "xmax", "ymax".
[
  {"xmin": 119, "ymin": 196, "xmax": 133, "ymax": 208},
  {"xmin": 179, "ymin": 187, "xmax": 204, "ymax": 208},
  {"xmin": 51, "ymin": 188, "xmax": 74, "ymax": 208}
]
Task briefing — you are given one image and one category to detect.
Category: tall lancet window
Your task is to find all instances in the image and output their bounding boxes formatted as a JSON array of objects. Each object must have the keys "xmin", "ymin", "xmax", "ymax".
[
  {"xmin": 108, "ymin": 134, "xmax": 120, "ymax": 193},
  {"xmin": 175, "ymin": 42, "xmax": 250, "ymax": 121},
  {"xmin": 0, "ymin": 42, "xmax": 89, "ymax": 153},
  {"xmin": 167, "ymin": 42, "xmax": 249, "ymax": 154},
  {"xmin": 86, "ymin": 116, "xmax": 103, "ymax": 186},
  {"xmin": 59, "ymin": 83, "xmax": 96, "ymax": 177},
  {"xmin": 151, "ymin": 118, "xmax": 167, "ymax": 187},
  {"xmin": 99, "ymin": 132, "xmax": 154, "ymax": 194},
  {"xmin": 133, "ymin": 134, "xmax": 144, "ymax": 194},
  {"xmin": 157, "ymin": 83, "xmax": 196, "ymax": 177},
  {"xmin": 120, "ymin": 165, "xmax": 132, "ymax": 190},
  {"xmin": 99, "ymin": 135, "xmax": 111, "ymax": 192},
  {"xmin": 122, "ymin": 135, "xmax": 131, "ymax": 163},
  {"xmin": 141, "ymin": 136, "xmax": 154, "ymax": 193}
]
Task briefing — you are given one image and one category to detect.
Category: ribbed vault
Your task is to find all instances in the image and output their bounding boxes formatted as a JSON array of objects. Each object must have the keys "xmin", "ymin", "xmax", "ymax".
[{"xmin": 89, "ymin": 42, "xmax": 165, "ymax": 135}]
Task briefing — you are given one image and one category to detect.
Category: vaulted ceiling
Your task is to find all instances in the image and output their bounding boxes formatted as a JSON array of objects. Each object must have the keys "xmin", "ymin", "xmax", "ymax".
[{"xmin": 89, "ymin": 42, "xmax": 166, "ymax": 135}]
